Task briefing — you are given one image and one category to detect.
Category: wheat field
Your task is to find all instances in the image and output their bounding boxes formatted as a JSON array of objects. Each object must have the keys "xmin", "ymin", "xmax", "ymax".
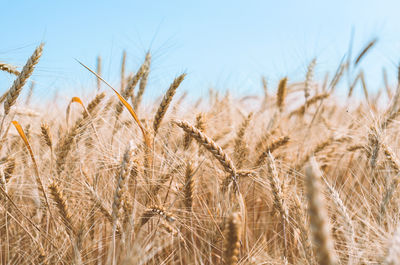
[{"xmin": 0, "ymin": 41, "xmax": 400, "ymax": 265}]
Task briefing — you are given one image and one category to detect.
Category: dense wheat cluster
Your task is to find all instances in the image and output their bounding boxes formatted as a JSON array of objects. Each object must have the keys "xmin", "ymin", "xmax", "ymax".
[{"xmin": 1, "ymin": 41, "xmax": 400, "ymax": 265}]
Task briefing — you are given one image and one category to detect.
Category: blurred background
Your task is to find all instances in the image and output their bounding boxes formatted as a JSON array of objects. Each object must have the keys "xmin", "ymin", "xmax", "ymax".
[{"xmin": 1, "ymin": 0, "xmax": 399, "ymax": 104}]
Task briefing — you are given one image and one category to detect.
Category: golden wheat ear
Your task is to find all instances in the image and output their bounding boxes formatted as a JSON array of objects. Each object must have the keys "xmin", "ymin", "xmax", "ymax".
[
  {"xmin": 223, "ymin": 212, "xmax": 241, "ymax": 265},
  {"xmin": 40, "ymin": 122, "xmax": 52, "ymax": 150},
  {"xmin": 153, "ymin": 73, "xmax": 186, "ymax": 136},
  {"xmin": 0, "ymin": 62, "xmax": 20, "ymax": 76},
  {"xmin": 133, "ymin": 51, "xmax": 151, "ymax": 110},
  {"xmin": 305, "ymin": 157, "xmax": 338, "ymax": 265},
  {"xmin": 4, "ymin": 43, "xmax": 44, "ymax": 116},
  {"xmin": 174, "ymin": 120, "xmax": 239, "ymax": 192},
  {"xmin": 183, "ymin": 160, "xmax": 195, "ymax": 211},
  {"xmin": 276, "ymin": 77, "xmax": 288, "ymax": 112},
  {"xmin": 48, "ymin": 182, "xmax": 76, "ymax": 237}
]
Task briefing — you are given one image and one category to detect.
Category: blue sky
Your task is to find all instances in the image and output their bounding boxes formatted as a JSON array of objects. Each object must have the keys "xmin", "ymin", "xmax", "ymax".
[{"xmin": 1, "ymin": 1, "xmax": 400, "ymax": 103}]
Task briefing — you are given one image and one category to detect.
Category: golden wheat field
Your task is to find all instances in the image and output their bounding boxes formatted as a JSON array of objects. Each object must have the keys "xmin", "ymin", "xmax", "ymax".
[{"xmin": 1, "ymin": 41, "xmax": 400, "ymax": 265}]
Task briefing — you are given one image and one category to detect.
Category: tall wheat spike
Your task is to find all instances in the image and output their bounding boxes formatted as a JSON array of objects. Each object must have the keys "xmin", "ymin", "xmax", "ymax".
[
  {"xmin": 304, "ymin": 58, "xmax": 316, "ymax": 106},
  {"xmin": 111, "ymin": 142, "xmax": 133, "ymax": 224},
  {"xmin": 153, "ymin": 73, "xmax": 186, "ymax": 135},
  {"xmin": 305, "ymin": 157, "xmax": 338, "ymax": 265},
  {"xmin": 183, "ymin": 161, "xmax": 195, "ymax": 210},
  {"xmin": 49, "ymin": 182, "xmax": 76, "ymax": 237},
  {"xmin": 277, "ymin": 77, "xmax": 288, "ymax": 112},
  {"xmin": 354, "ymin": 38, "xmax": 378, "ymax": 66},
  {"xmin": 234, "ymin": 112, "xmax": 253, "ymax": 168},
  {"xmin": 4, "ymin": 43, "xmax": 44, "ymax": 116},
  {"xmin": 115, "ymin": 54, "xmax": 149, "ymax": 119},
  {"xmin": 133, "ymin": 51, "xmax": 151, "ymax": 110}
]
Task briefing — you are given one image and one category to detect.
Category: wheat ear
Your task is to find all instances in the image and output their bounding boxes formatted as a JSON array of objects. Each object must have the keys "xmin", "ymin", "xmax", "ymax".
[
  {"xmin": 233, "ymin": 112, "xmax": 253, "ymax": 168},
  {"xmin": 322, "ymin": 178, "xmax": 355, "ymax": 264},
  {"xmin": 135, "ymin": 206, "xmax": 176, "ymax": 233},
  {"xmin": 49, "ymin": 182, "xmax": 76, "ymax": 237},
  {"xmin": 289, "ymin": 93, "xmax": 329, "ymax": 117},
  {"xmin": 4, "ymin": 43, "xmax": 44, "ymax": 116},
  {"xmin": 0, "ymin": 63, "xmax": 20, "ymax": 76},
  {"xmin": 354, "ymin": 38, "xmax": 377, "ymax": 66},
  {"xmin": 153, "ymin": 73, "xmax": 186, "ymax": 135},
  {"xmin": 183, "ymin": 161, "xmax": 195, "ymax": 211},
  {"xmin": 115, "ymin": 54, "xmax": 149, "ymax": 119},
  {"xmin": 56, "ymin": 93, "xmax": 104, "ymax": 174},
  {"xmin": 25, "ymin": 81, "xmax": 35, "ymax": 105},
  {"xmin": 40, "ymin": 123, "xmax": 52, "ymax": 150},
  {"xmin": 256, "ymin": 136, "xmax": 289, "ymax": 166},
  {"xmin": 174, "ymin": 120, "xmax": 238, "ymax": 190},
  {"xmin": 111, "ymin": 142, "xmax": 133, "ymax": 224},
  {"xmin": 265, "ymin": 153, "xmax": 289, "ymax": 257},
  {"xmin": 223, "ymin": 212, "xmax": 241, "ymax": 265},
  {"xmin": 261, "ymin": 76, "xmax": 268, "ymax": 108},
  {"xmin": 380, "ymin": 143, "xmax": 400, "ymax": 219},
  {"xmin": 133, "ymin": 51, "xmax": 151, "ymax": 110},
  {"xmin": 120, "ymin": 50, "xmax": 127, "ymax": 93},
  {"xmin": 266, "ymin": 153, "xmax": 288, "ymax": 220},
  {"xmin": 296, "ymin": 137, "xmax": 333, "ymax": 170},
  {"xmin": 183, "ymin": 112, "xmax": 205, "ymax": 150},
  {"xmin": 304, "ymin": 58, "xmax": 316, "ymax": 106},
  {"xmin": 277, "ymin": 77, "xmax": 288, "ymax": 112},
  {"xmin": 305, "ymin": 157, "xmax": 338, "ymax": 265}
]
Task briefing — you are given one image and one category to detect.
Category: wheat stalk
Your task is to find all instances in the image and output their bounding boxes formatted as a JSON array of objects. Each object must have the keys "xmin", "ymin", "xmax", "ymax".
[{"xmin": 96, "ymin": 55, "xmax": 102, "ymax": 90}]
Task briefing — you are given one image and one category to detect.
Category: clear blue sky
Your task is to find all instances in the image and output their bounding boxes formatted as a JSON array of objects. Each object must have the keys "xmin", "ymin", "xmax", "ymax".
[{"xmin": 1, "ymin": 0, "xmax": 400, "ymax": 103}]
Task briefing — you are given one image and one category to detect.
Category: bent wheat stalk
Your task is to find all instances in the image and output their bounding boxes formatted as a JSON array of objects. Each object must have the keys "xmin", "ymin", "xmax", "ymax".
[{"xmin": 12, "ymin": 121, "xmax": 52, "ymax": 216}]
